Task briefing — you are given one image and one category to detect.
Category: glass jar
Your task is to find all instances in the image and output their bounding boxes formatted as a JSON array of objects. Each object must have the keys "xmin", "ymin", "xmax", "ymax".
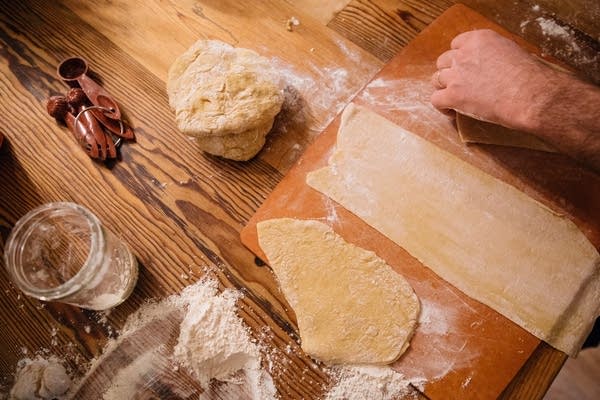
[{"xmin": 3, "ymin": 202, "xmax": 138, "ymax": 310}]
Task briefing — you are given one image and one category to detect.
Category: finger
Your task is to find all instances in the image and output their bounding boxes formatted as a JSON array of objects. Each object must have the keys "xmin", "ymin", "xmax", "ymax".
[
  {"xmin": 431, "ymin": 70, "xmax": 442, "ymax": 89},
  {"xmin": 436, "ymin": 49, "xmax": 456, "ymax": 69},
  {"xmin": 440, "ymin": 107, "xmax": 456, "ymax": 117},
  {"xmin": 450, "ymin": 30, "xmax": 478, "ymax": 49},
  {"xmin": 430, "ymin": 88, "xmax": 456, "ymax": 111},
  {"xmin": 432, "ymin": 68, "xmax": 452, "ymax": 89},
  {"xmin": 430, "ymin": 92, "xmax": 456, "ymax": 117}
]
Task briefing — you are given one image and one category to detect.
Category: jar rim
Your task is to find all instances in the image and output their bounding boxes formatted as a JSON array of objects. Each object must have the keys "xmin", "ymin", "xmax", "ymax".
[{"xmin": 3, "ymin": 202, "xmax": 104, "ymax": 300}]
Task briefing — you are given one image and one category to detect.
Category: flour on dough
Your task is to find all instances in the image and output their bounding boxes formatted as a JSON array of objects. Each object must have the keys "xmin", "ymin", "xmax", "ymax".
[
  {"xmin": 306, "ymin": 103, "xmax": 600, "ymax": 357},
  {"xmin": 167, "ymin": 40, "xmax": 283, "ymax": 160},
  {"xmin": 257, "ymin": 218, "xmax": 420, "ymax": 365}
]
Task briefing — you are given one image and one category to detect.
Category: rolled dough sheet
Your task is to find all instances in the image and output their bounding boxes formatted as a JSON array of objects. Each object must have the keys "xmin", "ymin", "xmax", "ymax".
[
  {"xmin": 306, "ymin": 103, "xmax": 600, "ymax": 356},
  {"xmin": 456, "ymin": 113, "xmax": 556, "ymax": 153},
  {"xmin": 257, "ymin": 218, "xmax": 420, "ymax": 364}
]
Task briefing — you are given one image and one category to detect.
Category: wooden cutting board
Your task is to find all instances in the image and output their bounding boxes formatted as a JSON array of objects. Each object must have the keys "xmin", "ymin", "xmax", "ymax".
[{"xmin": 241, "ymin": 4, "xmax": 600, "ymax": 399}]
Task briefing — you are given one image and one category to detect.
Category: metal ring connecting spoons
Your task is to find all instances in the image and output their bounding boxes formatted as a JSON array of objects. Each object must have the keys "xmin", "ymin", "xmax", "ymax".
[
  {"xmin": 74, "ymin": 106, "xmax": 124, "ymax": 148},
  {"xmin": 57, "ymin": 57, "xmax": 122, "ymax": 120}
]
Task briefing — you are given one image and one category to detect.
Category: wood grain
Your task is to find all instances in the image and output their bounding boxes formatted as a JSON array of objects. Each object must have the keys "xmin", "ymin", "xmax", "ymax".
[
  {"xmin": 500, "ymin": 342, "xmax": 567, "ymax": 400},
  {"xmin": 0, "ymin": 0, "xmax": 324, "ymax": 394},
  {"xmin": 0, "ymin": 0, "xmax": 598, "ymax": 398},
  {"xmin": 0, "ymin": 1, "xmax": 396, "ymax": 398},
  {"xmin": 329, "ymin": 0, "xmax": 453, "ymax": 62}
]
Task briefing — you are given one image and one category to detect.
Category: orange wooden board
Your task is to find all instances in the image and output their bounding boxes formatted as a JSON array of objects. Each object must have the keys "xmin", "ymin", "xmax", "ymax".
[{"xmin": 241, "ymin": 4, "xmax": 600, "ymax": 399}]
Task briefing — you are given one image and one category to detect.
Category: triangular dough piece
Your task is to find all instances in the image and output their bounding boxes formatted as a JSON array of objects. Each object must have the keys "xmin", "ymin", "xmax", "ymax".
[{"xmin": 257, "ymin": 218, "xmax": 419, "ymax": 364}]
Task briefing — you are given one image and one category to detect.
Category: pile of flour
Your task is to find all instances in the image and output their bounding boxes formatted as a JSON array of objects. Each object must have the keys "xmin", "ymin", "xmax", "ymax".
[
  {"xmin": 172, "ymin": 278, "xmax": 277, "ymax": 398},
  {"xmin": 8, "ymin": 356, "xmax": 71, "ymax": 400},
  {"xmin": 68, "ymin": 276, "xmax": 277, "ymax": 399}
]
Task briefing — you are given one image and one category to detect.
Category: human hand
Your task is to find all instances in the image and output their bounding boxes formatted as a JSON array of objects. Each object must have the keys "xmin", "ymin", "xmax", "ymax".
[{"xmin": 430, "ymin": 29, "xmax": 555, "ymax": 132}]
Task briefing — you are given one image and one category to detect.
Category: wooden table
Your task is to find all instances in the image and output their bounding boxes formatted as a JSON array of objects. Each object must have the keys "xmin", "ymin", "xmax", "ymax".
[{"xmin": 1, "ymin": 1, "xmax": 598, "ymax": 398}]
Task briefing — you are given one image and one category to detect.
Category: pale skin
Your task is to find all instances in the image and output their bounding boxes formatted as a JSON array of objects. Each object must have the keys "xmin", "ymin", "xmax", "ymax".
[{"xmin": 431, "ymin": 29, "xmax": 600, "ymax": 172}]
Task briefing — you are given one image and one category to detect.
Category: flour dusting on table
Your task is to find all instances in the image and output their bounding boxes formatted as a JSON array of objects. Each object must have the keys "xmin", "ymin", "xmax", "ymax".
[
  {"xmin": 324, "ymin": 365, "xmax": 414, "ymax": 400},
  {"xmin": 520, "ymin": 13, "xmax": 599, "ymax": 79},
  {"xmin": 402, "ymin": 293, "xmax": 479, "ymax": 386},
  {"xmin": 100, "ymin": 349, "xmax": 164, "ymax": 400},
  {"xmin": 356, "ymin": 77, "xmax": 453, "ymax": 135},
  {"xmin": 173, "ymin": 278, "xmax": 276, "ymax": 398},
  {"xmin": 6, "ymin": 270, "xmax": 447, "ymax": 399},
  {"xmin": 272, "ymin": 57, "xmax": 368, "ymax": 133},
  {"xmin": 68, "ymin": 275, "xmax": 277, "ymax": 399}
]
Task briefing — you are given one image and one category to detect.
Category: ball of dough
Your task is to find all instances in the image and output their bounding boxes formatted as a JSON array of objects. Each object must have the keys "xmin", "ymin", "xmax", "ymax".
[
  {"xmin": 195, "ymin": 121, "xmax": 272, "ymax": 162},
  {"xmin": 167, "ymin": 40, "xmax": 284, "ymax": 160}
]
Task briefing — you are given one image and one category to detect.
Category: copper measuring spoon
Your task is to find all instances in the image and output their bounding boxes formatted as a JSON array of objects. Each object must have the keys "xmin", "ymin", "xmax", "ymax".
[{"xmin": 57, "ymin": 57, "xmax": 122, "ymax": 120}]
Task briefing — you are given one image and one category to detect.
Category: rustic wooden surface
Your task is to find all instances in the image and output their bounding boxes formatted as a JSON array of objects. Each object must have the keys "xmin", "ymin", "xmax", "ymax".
[{"xmin": 0, "ymin": 0, "xmax": 598, "ymax": 398}]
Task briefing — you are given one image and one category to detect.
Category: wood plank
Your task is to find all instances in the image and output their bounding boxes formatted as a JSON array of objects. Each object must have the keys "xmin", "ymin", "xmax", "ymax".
[
  {"xmin": 545, "ymin": 346, "xmax": 600, "ymax": 400},
  {"xmin": 328, "ymin": 0, "xmax": 453, "ymax": 62},
  {"xmin": 500, "ymin": 343, "xmax": 567, "ymax": 400},
  {"xmin": 282, "ymin": 0, "xmax": 351, "ymax": 25},
  {"xmin": 481, "ymin": 0, "xmax": 600, "ymax": 42}
]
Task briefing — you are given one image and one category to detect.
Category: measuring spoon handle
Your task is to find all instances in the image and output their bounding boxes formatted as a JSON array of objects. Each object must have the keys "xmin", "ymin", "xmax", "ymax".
[{"xmin": 78, "ymin": 74, "xmax": 122, "ymax": 120}]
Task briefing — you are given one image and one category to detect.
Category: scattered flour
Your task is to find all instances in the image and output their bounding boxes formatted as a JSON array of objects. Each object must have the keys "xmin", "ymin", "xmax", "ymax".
[
  {"xmin": 272, "ymin": 52, "xmax": 371, "ymax": 134},
  {"xmin": 536, "ymin": 17, "xmax": 577, "ymax": 44},
  {"xmin": 392, "ymin": 281, "xmax": 480, "ymax": 391},
  {"xmin": 100, "ymin": 348, "xmax": 164, "ymax": 400},
  {"xmin": 8, "ymin": 356, "xmax": 70, "ymax": 400},
  {"xmin": 7, "ymin": 274, "xmax": 445, "ymax": 399},
  {"xmin": 356, "ymin": 76, "xmax": 454, "ymax": 136},
  {"xmin": 325, "ymin": 365, "xmax": 413, "ymax": 400},
  {"xmin": 323, "ymin": 196, "xmax": 340, "ymax": 225},
  {"xmin": 461, "ymin": 375, "xmax": 473, "ymax": 389},
  {"xmin": 173, "ymin": 279, "xmax": 277, "ymax": 399},
  {"xmin": 518, "ymin": 12, "xmax": 599, "ymax": 84},
  {"xmin": 69, "ymin": 276, "xmax": 277, "ymax": 399},
  {"xmin": 534, "ymin": 16, "xmax": 598, "ymax": 59}
]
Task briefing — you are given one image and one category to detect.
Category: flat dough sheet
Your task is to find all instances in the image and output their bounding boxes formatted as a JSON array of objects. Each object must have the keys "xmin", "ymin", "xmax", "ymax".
[
  {"xmin": 307, "ymin": 103, "xmax": 600, "ymax": 356},
  {"xmin": 257, "ymin": 218, "xmax": 419, "ymax": 364}
]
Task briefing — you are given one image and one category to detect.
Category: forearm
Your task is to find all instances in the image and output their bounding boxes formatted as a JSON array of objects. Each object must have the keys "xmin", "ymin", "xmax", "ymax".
[
  {"xmin": 431, "ymin": 29, "xmax": 600, "ymax": 172},
  {"xmin": 527, "ymin": 73, "xmax": 600, "ymax": 172}
]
